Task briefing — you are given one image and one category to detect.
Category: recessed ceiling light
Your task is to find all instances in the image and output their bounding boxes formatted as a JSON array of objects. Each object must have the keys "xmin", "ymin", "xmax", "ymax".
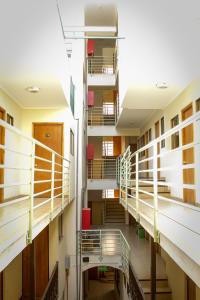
[
  {"xmin": 26, "ymin": 86, "xmax": 40, "ymax": 93},
  {"xmin": 156, "ymin": 82, "xmax": 168, "ymax": 89}
]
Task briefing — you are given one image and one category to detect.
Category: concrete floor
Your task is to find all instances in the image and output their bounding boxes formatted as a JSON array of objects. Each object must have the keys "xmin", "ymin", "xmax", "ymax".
[{"xmin": 85, "ymin": 280, "xmax": 116, "ymax": 300}]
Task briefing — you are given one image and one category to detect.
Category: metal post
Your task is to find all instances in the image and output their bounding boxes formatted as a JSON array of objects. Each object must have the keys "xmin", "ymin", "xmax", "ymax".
[
  {"xmin": 151, "ymin": 236, "xmax": 156, "ymax": 300},
  {"xmin": 119, "ymin": 158, "xmax": 122, "ymax": 204},
  {"xmin": 68, "ymin": 161, "xmax": 71, "ymax": 203},
  {"xmin": 62, "ymin": 158, "xmax": 65, "ymax": 209},
  {"xmin": 50, "ymin": 153, "xmax": 55, "ymax": 220},
  {"xmin": 135, "ymin": 152, "xmax": 139, "ymax": 222},
  {"xmin": 27, "ymin": 141, "xmax": 35, "ymax": 244},
  {"xmin": 153, "ymin": 143, "xmax": 159, "ymax": 242},
  {"xmin": 100, "ymin": 230, "xmax": 102, "ymax": 260},
  {"xmin": 125, "ymin": 160, "xmax": 128, "ymax": 210}
]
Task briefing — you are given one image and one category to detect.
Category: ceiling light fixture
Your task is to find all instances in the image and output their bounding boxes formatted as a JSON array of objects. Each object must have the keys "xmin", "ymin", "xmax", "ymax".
[
  {"xmin": 156, "ymin": 82, "xmax": 168, "ymax": 89},
  {"xmin": 26, "ymin": 86, "xmax": 40, "ymax": 93}
]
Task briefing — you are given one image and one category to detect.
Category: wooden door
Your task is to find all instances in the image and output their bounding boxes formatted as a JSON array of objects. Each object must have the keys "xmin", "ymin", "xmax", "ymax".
[
  {"xmin": 22, "ymin": 226, "xmax": 49, "ymax": 300},
  {"xmin": 113, "ymin": 136, "xmax": 121, "ymax": 157},
  {"xmin": 186, "ymin": 276, "xmax": 196, "ymax": 300},
  {"xmin": 0, "ymin": 272, "xmax": 3, "ymax": 300},
  {"xmin": 182, "ymin": 104, "xmax": 195, "ymax": 204},
  {"xmin": 155, "ymin": 121, "xmax": 160, "ymax": 179},
  {"xmin": 0, "ymin": 107, "xmax": 5, "ymax": 203},
  {"xmin": 33, "ymin": 123, "xmax": 63, "ymax": 198},
  {"xmin": 35, "ymin": 226, "xmax": 49, "ymax": 299}
]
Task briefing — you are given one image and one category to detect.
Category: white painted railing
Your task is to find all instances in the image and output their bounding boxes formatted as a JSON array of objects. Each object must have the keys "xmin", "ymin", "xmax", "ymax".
[
  {"xmin": 87, "ymin": 55, "xmax": 116, "ymax": 75},
  {"xmin": 87, "ymin": 106, "xmax": 116, "ymax": 126},
  {"xmin": 80, "ymin": 229, "xmax": 130, "ymax": 278},
  {"xmin": 88, "ymin": 158, "xmax": 117, "ymax": 179},
  {"xmin": 119, "ymin": 111, "xmax": 200, "ymax": 284},
  {"xmin": 0, "ymin": 119, "xmax": 71, "ymax": 260}
]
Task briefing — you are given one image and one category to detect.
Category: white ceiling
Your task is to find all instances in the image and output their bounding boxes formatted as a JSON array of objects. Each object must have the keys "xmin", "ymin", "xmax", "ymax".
[
  {"xmin": 117, "ymin": 108, "xmax": 159, "ymax": 128},
  {"xmin": 0, "ymin": 0, "xmax": 69, "ymax": 108}
]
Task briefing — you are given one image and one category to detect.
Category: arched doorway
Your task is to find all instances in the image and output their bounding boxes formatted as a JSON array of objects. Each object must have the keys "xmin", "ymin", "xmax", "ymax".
[{"xmin": 83, "ymin": 266, "xmax": 126, "ymax": 300}]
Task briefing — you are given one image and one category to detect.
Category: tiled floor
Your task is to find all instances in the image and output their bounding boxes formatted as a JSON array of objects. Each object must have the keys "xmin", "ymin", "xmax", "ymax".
[{"xmin": 93, "ymin": 223, "xmax": 167, "ymax": 280}]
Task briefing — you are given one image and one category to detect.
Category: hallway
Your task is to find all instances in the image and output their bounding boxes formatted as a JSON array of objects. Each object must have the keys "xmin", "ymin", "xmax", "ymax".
[{"xmin": 85, "ymin": 280, "xmax": 116, "ymax": 300}]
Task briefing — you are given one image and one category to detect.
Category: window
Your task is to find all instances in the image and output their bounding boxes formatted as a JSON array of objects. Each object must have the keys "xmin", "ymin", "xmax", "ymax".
[
  {"xmin": 7, "ymin": 114, "xmax": 14, "ymax": 126},
  {"xmin": 171, "ymin": 115, "xmax": 179, "ymax": 149},
  {"xmin": 103, "ymin": 102, "xmax": 114, "ymax": 115},
  {"xmin": 102, "ymin": 189, "xmax": 115, "ymax": 198},
  {"xmin": 58, "ymin": 214, "xmax": 63, "ymax": 241},
  {"xmin": 196, "ymin": 98, "xmax": 200, "ymax": 112},
  {"xmin": 161, "ymin": 117, "xmax": 165, "ymax": 148},
  {"xmin": 70, "ymin": 129, "xmax": 74, "ymax": 155},
  {"xmin": 102, "ymin": 140, "xmax": 113, "ymax": 156}
]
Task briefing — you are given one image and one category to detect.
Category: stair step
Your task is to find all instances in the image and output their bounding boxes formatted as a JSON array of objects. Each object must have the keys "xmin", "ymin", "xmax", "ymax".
[
  {"xmin": 140, "ymin": 279, "xmax": 169, "ymax": 289},
  {"xmin": 143, "ymin": 287, "xmax": 171, "ymax": 294}
]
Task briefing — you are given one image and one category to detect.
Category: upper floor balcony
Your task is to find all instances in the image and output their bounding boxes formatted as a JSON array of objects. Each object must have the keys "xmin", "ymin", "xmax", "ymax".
[
  {"xmin": 118, "ymin": 110, "xmax": 200, "ymax": 288},
  {"xmin": 0, "ymin": 119, "xmax": 72, "ymax": 271}
]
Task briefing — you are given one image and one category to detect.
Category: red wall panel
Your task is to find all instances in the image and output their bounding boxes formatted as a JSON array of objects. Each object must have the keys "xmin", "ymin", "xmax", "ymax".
[
  {"xmin": 82, "ymin": 208, "xmax": 91, "ymax": 230},
  {"xmin": 88, "ymin": 90, "xmax": 94, "ymax": 107},
  {"xmin": 87, "ymin": 144, "xmax": 94, "ymax": 160}
]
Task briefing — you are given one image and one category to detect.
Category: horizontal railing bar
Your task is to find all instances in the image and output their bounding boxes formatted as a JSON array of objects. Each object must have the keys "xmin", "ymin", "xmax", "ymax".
[
  {"xmin": 0, "ymin": 165, "xmax": 31, "ymax": 171},
  {"xmin": 34, "ymin": 156, "xmax": 52, "ymax": 163},
  {"xmin": 34, "ymin": 189, "xmax": 52, "ymax": 197},
  {"xmin": 0, "ymin": 144, "xmax": 31, "ymax": 157},
  {"xmin": 0, "ymin": 195, "xmax": 30, "ymax": 208}
]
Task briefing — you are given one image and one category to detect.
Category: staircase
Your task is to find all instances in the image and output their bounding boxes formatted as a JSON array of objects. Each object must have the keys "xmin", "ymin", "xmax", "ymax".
[
  {"xmin": 139, "ymin": 278, "xmax": 172, "ymax": 300},
  {"xmin": 104, "ymin": 199, "xmax": 125, "ymax": 224}
]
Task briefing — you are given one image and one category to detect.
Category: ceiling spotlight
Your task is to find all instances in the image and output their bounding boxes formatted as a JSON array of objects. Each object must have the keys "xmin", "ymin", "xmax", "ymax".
[
  {"xmin": 156, "ymin": 82, "xmax": 168, "ymax": 89},
  {"xmin": 26, "ymin": 86, "xmax": 40, "ymax": 93}
]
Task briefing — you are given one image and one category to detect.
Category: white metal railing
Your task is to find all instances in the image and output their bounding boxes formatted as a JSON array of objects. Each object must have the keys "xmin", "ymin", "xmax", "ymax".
[
  {"xmin": 0, "ymin": 119, "xmax": 71, "ymax": 257},
  {"xmin": 88, "ymin": 158, "xmax": 117, "ymax": 179},
  {"xmin": 87, "ymin": 106, "xmax": 116, "ymax": 126},
  {"xmin": 118, "ymin": 111, "xmax": 200, "ymax": 263},
  {"xmin": 80, "ymin": 229, "xmax": 130, "ymax": 278},
  {"xmin": 87, "ymin": 55, "xmax": 117, "ymax": 75}
]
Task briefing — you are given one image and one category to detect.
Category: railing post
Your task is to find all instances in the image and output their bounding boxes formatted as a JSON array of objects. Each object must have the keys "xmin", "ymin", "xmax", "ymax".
[
  {"xmin": 119, "ymin": 158, "xmax": 122, "ymax": 204},
  {"xmin": 62, "ymin": 158, "xmax": 65, "ymax": 209},
  {"xmin": 68, "ymin": 161, "xmax": 71, "ymax": 203},
  {"xmin": 135, "ymin": 152, "xmax": 140, "ymax": 222},
  {"xmin": 100, "ymin": 230, "xmax": 103, "ymax": 260},
  {"xmin": 27, "ymin": 141, "xmax": 35, "ymax": 244},
  {"xmin": 50, "ymin": 153, "xmax": 55, "ymax": 220},
  {"xmin": 153, "ymin": 143, "xmax": 159, "ymax": 243},
  {"xmin": 125, "ymin": 159, "xmax": 128, "ymax": 209}
]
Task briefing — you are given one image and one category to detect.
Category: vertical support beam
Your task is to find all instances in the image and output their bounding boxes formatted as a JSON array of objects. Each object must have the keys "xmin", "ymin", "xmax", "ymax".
[
  {"xmin": 135, "ymin": 152, "xmax": 139, "ymax": 222},
  {"xmin": 119, "ymin": 157, "xmax": 122, "ymax": 204},
  {"xmin": 151, "ymin": 237, "xmax": 156, "ymax": 300},
  {"xmin": 153, "ymin": 143, "xmax": 159, "ymax": 242},
  {"xmin": 68, "ymin": 161, "xmax": 71, "ymax": 203},
  {"xmin": 30, "ymin": 242, "xmax": 36, "ymax": 300},
  {"xmin": 27, "ymin": 141, "xmax": 35, "ymax": 244},
  {"xmin": 50, "ymin": 152, "xmax": 55, "ymax": 220},
  {"xmin": 125, "ymin": 159, "xmax": 128, "ymax": 210},
  {"xmin": 62, "ymin": 158, "xmax": 65, "ymax": 209}
]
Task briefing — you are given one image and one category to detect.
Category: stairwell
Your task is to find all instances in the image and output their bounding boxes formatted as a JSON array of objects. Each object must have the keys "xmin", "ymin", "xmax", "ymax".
[{"xmin": 104, "ymin": 199, "xmax": 125, "ymax": 224}]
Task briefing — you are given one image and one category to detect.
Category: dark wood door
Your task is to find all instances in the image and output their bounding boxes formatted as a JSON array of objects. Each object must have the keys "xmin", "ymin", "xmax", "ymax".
[
  {"xmin": 0, "ymin": 272, "xmax": 3, "ymax": 300},
  {"xmin": 0, "ymin": 107, "xmax": 5, "ymax": 203},
  {"xmin": 22, "ymin": 226, "xmax": 49, "ymax": 300},
  {"xmin": 33, "ymin": 123, "xmax": 63, "ymax": 198},
  {"xmin": 182, "ymin": 104, "xmax": 195, "ymax": 204},
  {"xmin": 186, "ymin": 276, "xmax": 196, "ymax": 300}
]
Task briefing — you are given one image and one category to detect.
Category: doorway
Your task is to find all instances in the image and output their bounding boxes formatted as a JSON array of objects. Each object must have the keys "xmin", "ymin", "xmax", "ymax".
[
  {"xmin": 181, "ymin": 104, "xmax": 195, "ymax": 204},
  {"xmin": 22, "ymin": 226, "xmax": 49, "ymax": 300},
  {"xmin": 33, "ymin": 123, "xmax": 64, "ymax": 199}
]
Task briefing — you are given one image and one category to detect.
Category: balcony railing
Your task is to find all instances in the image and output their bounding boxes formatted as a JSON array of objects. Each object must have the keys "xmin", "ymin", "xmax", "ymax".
[
  {"xmin": 41, "ymin": 262, "xmax": 58, "ymax": 300},
  {"xmin": 87, "ymin": 106, "xmax": 116, "ymax": 126},
  {"xmin": 80, "ymin": 229, "xmax": 130, "ymax": 278},
  {"xmin": 87, "ymin": 55, "xmax": 117, "ymax": 75},
  {"xmin": 118, "ymin": 111, "xmax": 200, "ymax": 283},
  {"xmin": 88, "ymin": 158, "xmax": 117, "ymax": 179},
  {"xmin": 0, "ymin": 120, "xmax": 71, "ymax": 263}
]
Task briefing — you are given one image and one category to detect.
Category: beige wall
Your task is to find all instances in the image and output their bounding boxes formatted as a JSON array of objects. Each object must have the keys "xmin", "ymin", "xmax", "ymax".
[{"xmin": 3, "ymin": 253, "xmax": 22, "ymax": 300}]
